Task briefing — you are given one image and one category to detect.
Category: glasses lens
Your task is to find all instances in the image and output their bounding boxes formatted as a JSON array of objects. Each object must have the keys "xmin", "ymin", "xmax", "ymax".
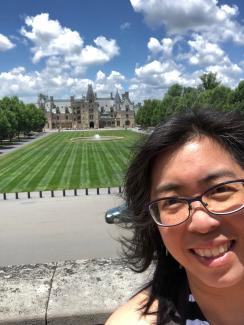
[
  {"xmin": 149, "ymin": 198, "xmax": 189, "ymax": 226},
  {"xmin": 203, "ymin": 181, "xmax": 244, "ymax": 214}
]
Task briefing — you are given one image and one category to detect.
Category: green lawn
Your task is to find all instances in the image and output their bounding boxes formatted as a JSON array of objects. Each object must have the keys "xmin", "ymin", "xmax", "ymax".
[{"xmin": 0, "ymin": 130, "xmax": 142, "ymax": 193}]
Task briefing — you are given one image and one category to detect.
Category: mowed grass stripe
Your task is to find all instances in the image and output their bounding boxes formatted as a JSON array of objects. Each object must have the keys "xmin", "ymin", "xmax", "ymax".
[
  {"xmin": 45, "ymin": 140, "xmax": 76, "ymax": 189},
  {"xmin": 0, "ymin": 134, "xmax": 59, "ymax": 178},
  {"xmin": 0, "ymin": 130, "xmax": 141, "ymax": 192},
  {"xmin": 79, "ymin": 142, "xmax": 90, "ymax": 187},
  {"xmin": 98, "ymin": 142, "xmax": 125, "ymax": 185},
  {"xmin": 91, "ymin": 143, "xmax": 110, "ymax": 186},
  {"xmin": 59, "ymin": 141, "xmax": 77, "ymax": 188},
  {"xmin": 68, "ymin": 142, "xmax": 82, "ymax": 189},
  {"xmin": 86, "ymin": 144, "xmax": 102, "ymax": 187},
  {"xmin": 37, "ymin": 141, "xmax": 72, "ymax": 190},
  {"xmin": 22, "ymin": 138, "xmax": 73, "ymax": 191},
  {"xmin": 33, "ymin": 133, "xmax": 79, "ymax": 190},
  {"xmin": 0, "ymin": 134, "xmax": 68, "ymax": 192},
  {"xmin": 0, "ymin": 139, "xmax": 65, "ymax": 192}
]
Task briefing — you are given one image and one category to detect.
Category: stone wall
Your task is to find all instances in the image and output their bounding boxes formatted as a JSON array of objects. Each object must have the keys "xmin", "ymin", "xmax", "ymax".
[{"xmin": 0, "ymin": 258, "xmax": 153, "ymax": 325}]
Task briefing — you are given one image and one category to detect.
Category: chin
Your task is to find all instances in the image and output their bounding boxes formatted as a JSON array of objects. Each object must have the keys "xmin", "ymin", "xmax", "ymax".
[{"xmin": 188, "ymin": 265, "xmax": 244, "ymax": 289}]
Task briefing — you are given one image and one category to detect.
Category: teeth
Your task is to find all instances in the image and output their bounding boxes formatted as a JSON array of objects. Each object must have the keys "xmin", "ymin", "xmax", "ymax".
[{"xmin": 194, "ymin": 243, "xmax": 229, "ymax": 258}]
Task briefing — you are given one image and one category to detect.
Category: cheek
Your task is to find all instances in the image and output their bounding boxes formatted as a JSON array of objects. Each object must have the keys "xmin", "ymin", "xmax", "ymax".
[
  {"xmin": 158, "ymin": 227, "xmax": 180, "ymax": 249},
  {"xmin": 158, "ymin": 227, "xmax": 185, "ymax": 260}
]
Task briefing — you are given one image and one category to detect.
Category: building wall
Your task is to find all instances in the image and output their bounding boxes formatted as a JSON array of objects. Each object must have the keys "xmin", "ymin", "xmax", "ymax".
[{"xmin": 38, "ymin": 90, "xmax": 135, "ymax": 130}]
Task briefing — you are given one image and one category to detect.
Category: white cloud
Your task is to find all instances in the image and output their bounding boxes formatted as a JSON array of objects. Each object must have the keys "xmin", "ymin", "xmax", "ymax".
[
  {"xmin": 188, "ymin": 34, "xmax": 226, "ymax": 66},
  {"xmin": 161, "ymin": 38, "xmax": 174, "ymax": 56},
  {"xmin": 20, "ymin": 13, "xmax": 83, "ymax": 63},
  {"xmin": 0, "ymin": 65, "xmax": 126, "ymax": 103},
  {"xmin": 0, "ymin": 34, "xmax": 15, "ymax": 51},
  {"xmin": 135, "ymin": 59, "xmax": 184, "ymax": 87},
  {"xmin": 20, "ymin": 13, "xmax": 119, "ymax": 68},
  {"xmin": 95, "ymin": 70, "xmax": 126, "ymax": 95},
  {"xmin": 130, "ymin": 0, "xmax": 244, "ymax": 44},
  {"xmin": 147, "ymin": 37, "xmax": 163, "ymax": 54},
  {"xmin": 75, "ymin": 36, "xmax": 119, "ymax": 65},
  {"xmin": 120, "ymin": 22, "xmax": 131, "ymax": 30},
  {"xmin": 148, "ymin": 37, "xmax": 177, "ymax": 61}
]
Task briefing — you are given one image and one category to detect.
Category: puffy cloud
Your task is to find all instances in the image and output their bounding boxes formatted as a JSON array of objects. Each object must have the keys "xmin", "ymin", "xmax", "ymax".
[
  {"xmin": 0, "ymin": 33, "xmax": 15, "ymax": 51},
  {"xmin": 147, "ymin": 37, "xmax": 163, "ymax": 54},
  {"xmin": 130, "ymin": 0, "xmax": 244, "ymax": 44},
  {"xmin": 205, "ymin": 62, "xmax": 242, "ymax": 87},
  {"xmin": 0, "ymin": 65, "xmax": 126, "ymax": 103},
  {"xmin": 188, "ymin": 34, "xmax": 226, "ymax": 66},
  {"xmin": 20, "ymin": 13, "xmax": 83, "ymax": 63},
  {"xmin": 20, "ymin": 13, "xmax": 119, "ymax": 68},
  {"xmin": 148, "ymin": 37, "xmax": 175, "ymax": 58},
  {"xmin": 95, "ymin": 70, "xmax": 126, "ymax": 95},
  {"xmin": 135, "ymin": 60, "xmax": 184, "ymax": 87},
  {"xmin": 76, "ymin": 36, "xmax": 119, "ymax": 65}
]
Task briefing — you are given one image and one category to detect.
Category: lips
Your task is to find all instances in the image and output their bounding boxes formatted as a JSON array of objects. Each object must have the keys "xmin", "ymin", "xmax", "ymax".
[{"xmin": 192, "ymin": 240, "xmax": 234, "ymax": 259}]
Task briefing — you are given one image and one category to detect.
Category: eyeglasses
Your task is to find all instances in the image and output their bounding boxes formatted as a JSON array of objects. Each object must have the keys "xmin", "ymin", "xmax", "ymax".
[{"xmin": 148, "ymin": 179, "xmax": 244, "ymax": 227}]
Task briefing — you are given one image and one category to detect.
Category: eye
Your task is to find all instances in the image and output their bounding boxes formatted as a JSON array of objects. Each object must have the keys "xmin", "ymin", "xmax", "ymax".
[
  {"xmin": 212, "ymin": 185, "xmax": 231, "ymax": 194},
  {"xmin": 160, "ymin": 198, "xmax": 182, "ymax": 209},
  {"xmin": 207, "ymin": 184, "xmax": 236, "ymax": 199}
]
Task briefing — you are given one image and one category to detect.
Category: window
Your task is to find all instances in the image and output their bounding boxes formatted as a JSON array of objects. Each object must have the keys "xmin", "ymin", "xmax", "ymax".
[{"xmin": 89, "ymin": 115, "xmax": 93, "ymax": 120}]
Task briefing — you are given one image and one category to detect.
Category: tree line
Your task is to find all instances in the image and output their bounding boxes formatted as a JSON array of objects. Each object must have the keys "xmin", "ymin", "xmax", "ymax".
[
  {"xmin": 136, "ymin": 72, "xmax": 244, "ymax": 127},
  {"xmin": 0, "ymin": 96, "xmax": 46, "ymax": 143}
]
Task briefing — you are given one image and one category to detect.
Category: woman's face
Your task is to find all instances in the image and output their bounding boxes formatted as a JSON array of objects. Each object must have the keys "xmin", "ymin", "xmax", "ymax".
[{"xmin": 150, "ymin": 136, "xmax": 244, "ymax": 290}]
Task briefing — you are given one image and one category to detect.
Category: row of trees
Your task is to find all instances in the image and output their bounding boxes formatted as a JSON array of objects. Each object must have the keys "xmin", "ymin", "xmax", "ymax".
[
  {"xmin": 136, "ymin": 72, "xmax": 244, "ymax": 127},
  {"xmin": 0, "ymin": 96, "xmax": 46, "ymax": 142}
]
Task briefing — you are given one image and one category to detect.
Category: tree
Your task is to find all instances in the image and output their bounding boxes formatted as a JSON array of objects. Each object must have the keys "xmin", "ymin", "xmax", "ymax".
[
  {"xmin": 0, "ymin": 110, "xmax": 11, "ymax": 143},
  {"xmin": 199, "ymin": 72, "xmax": 221, "ymax": 90},
  {"xmin": 166, "ymin": 84, "xmax": 184, "ymax": 97}
]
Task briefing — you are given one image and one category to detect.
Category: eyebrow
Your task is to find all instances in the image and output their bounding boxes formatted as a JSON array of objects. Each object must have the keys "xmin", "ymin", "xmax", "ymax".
[
  {"xmin": 199, "ymin": 170, "xmax": 238, "ymax": 183},
  {"xmin": 154, "ymin": 170, "xmax": 238, "ymax": 195}
]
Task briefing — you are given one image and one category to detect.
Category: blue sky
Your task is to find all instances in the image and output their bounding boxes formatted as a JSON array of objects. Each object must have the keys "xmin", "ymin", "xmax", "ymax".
[{"xmin": 1, "ymin": 0, "xmax": 244, "ymax": 103}]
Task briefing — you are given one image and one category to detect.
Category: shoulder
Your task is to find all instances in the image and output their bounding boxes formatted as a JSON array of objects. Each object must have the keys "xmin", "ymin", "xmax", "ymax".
[{"xmin": 105, "ymin": 290, "xmax": 158, "ymax": 325}]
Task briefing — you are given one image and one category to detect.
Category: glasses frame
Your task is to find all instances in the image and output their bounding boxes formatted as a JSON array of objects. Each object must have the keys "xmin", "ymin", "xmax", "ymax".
[{"xmin": 148, "ymin": 179, "xmax": 244, "ymax": 227}]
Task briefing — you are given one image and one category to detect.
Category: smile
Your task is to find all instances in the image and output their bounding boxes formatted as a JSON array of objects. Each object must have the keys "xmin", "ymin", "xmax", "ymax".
[{"xmin": 192, "ymin": 241, "xmax": 234, "ymax": 258}]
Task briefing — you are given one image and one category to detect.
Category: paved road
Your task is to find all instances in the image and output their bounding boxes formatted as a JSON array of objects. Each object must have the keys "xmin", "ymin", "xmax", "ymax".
[{"xmin": 0, "ymin": 195, "xmax": 127, "ymax": 267}]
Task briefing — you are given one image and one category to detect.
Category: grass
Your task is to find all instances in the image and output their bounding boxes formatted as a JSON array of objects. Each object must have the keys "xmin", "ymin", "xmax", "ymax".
[{"xmin": 0, "ymin": 130, "xmax": 142, "ymax": 193}]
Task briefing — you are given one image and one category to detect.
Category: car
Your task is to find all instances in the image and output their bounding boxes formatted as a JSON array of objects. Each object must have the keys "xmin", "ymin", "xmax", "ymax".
[{"xmin": 105, "ymin": 204, "xmax": 127, "ymax": 224}]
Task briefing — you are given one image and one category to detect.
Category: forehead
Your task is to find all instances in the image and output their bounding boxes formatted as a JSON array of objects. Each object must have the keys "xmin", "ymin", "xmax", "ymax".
[{"xmin": 150, "ymin": 136, "xmax": 243, "ymax": 196}]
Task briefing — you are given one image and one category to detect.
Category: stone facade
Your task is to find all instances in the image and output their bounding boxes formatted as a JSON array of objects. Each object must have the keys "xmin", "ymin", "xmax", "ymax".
[{"xmin": 38, "ymin": 85, "xmax": 135, "ymax": 129}]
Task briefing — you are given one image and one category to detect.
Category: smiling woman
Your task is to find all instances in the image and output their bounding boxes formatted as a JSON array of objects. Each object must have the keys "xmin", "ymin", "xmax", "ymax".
[{"xmin": 106, "ymin": 109, "xmax": 244, "ymax": 325}]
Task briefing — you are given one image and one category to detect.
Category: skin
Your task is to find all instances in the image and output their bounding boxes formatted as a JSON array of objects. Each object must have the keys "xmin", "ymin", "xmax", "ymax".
[
  {"xmin": 106, "ymin": 136, "xmax": 244, "ymax": 324},
  {"xmin": 151, "ymin": 136, "xmax": 244, "ymax": 325}
]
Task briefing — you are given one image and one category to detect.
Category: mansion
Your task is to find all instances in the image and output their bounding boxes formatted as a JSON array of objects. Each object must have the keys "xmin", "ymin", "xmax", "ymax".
[{"xmin": 38, "ymin": 85, "xmax": 135, "ymax": 129}]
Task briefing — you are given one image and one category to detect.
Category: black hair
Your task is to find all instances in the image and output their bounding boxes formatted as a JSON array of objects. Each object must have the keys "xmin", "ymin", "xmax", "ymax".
[{"xmin": 121, "ymin": 108, "xmax": 244, "ymax": 324}]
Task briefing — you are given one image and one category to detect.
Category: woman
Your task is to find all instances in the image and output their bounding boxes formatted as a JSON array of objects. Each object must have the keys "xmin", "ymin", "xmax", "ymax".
[{"xmin": 106, "ymin": 109, "xmax": 244, "ymax": 325}]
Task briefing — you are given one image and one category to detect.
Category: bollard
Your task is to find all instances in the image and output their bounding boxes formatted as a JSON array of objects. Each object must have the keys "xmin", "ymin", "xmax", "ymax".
[
  {"xmin": 119, "ymin": 186, "xmax": 122, "ymax": 193},
  {"xmin": 27, "ymin": 192, "xmax": 31, "ymax": 199},
  {"xmin": 63, "ymin": 189, "xmax": 66, "ymax": 197},
  {"xmin": 39, "ymin": 191, "xmax": 43, "ymax": 198},
  {"xmin": 74, "ymin": 189, "xmax": 77, "ymax": 196},
  {"xmin": 85, "ymin": 188, "xmax": 88, "ymax": 195},
  {"xmin": 51, "ymin": 190, "xmax": 54, "ymax": 197},
  {"xmin": 15, "ymin": 192, "xmax": 19, "ymax": 199},
  {"xmin": 97, "ymin": 187, "xmax": 100, "ymax": 195},
  {"xmin": 108, "ymin": 187, "xmax": 111, "ymax": 194},
  {"xmin": 3, "ymin": 193, "xmax": 6, "ymax": 200}
]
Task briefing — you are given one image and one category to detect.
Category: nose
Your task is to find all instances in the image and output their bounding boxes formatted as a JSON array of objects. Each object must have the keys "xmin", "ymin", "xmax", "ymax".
[{"xmin": 187, "ymin": 202, "xmax": 220, "ymax": 234}]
